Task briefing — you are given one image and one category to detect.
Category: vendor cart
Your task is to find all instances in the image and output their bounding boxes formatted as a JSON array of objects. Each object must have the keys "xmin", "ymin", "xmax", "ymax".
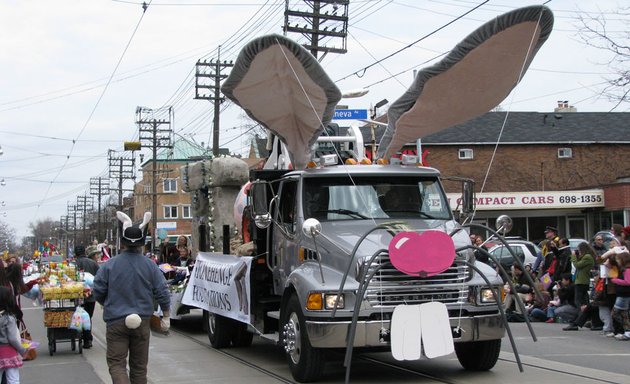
[{"xmin": 41, "ymin": 287, "xmax": 84, "ymax": 355}]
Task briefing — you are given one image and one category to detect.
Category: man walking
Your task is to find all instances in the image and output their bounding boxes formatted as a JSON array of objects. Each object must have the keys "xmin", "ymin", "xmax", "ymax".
[{"xmin": 93, "ymin": 211, "xmax": 171, "ymax": 384}]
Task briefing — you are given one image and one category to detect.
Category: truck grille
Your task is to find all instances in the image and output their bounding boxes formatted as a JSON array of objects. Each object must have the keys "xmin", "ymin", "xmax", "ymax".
[{"xmin": 363, "ymin": 253, "xmax": 471, "ymax": 308}]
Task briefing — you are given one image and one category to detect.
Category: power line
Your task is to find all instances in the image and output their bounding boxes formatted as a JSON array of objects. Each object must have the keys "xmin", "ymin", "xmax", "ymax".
[
  {"xmin": 335, "ymin": 0, "xmax": 489, "ymax": 82},
  {"xmin": 31, "ymin": 2, "xmax": 153, "ymax": 221}
]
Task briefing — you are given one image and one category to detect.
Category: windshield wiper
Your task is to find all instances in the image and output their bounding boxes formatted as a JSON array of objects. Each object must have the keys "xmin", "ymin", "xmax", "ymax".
[
  {"xmin": 386, "ymin": 210, "xmax": 440, "ymax": 219},
  {"xmin": 317, "ymin": 209, "xmax": 369, "ymax": 219}
]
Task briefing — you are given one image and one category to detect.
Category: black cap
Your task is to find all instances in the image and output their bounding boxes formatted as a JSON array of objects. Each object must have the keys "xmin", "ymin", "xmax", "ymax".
[
  {"xmin": 74, "ymin": 245, "xmax": 86, "ymax": 256},
  {"xmin": 544, "ymin": 226, "xmax": 558, "ymax": 234}
]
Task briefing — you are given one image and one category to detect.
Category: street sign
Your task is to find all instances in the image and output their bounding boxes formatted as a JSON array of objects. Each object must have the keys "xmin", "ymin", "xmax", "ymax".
[{"xmin": 333, "ymin": 109, "xmax": 368, "ymax": 120}]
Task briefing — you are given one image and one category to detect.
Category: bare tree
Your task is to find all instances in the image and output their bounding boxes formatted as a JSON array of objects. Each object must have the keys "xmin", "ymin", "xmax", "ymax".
[
  {"xmin": 28, "ymin": 217, "xmax": 56, "ymax": 248},
  {"xmin": 0, "ymin": 219, "xmax": 17, "ymax": 255},
  {"xmin": 576, "ymin": 6, "xmax": 630, "ymax": 110}
]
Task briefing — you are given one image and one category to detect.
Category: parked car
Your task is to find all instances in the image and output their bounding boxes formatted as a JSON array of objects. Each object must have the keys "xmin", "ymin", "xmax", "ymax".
[{"xmin": 487, "ymin": 239, "xmax": 540, "ymax": 272}]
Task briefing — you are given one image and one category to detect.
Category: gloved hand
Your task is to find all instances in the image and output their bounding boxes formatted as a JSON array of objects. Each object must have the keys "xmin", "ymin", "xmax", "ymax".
[{"xmin": 160, "ymin": 311, "xmax": 170, "ymax": 333}]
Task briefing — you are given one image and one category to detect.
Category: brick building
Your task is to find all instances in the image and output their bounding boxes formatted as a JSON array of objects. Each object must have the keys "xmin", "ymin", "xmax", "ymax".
[
  {"xmin": 355, "ymin": 109, "xmax": 630, "ymax": 242},
  {"xmin": 133, "ymin": 137, "xmax": 214, "ymax": 247}
]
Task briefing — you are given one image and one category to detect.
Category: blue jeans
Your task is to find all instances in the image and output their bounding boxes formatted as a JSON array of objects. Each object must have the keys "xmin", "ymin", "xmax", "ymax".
[
  {"xmin": 614, "ymin": 296, "xmax": 630, "ymax": 311},
  {"xmin": 530, "ymin": 308, "xmax": 547, "ymax": 321}
]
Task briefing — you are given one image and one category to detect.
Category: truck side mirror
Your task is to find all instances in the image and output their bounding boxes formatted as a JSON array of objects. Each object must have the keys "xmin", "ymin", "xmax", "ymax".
[
  {"xmin": 495, "ymin": 215, "xmax": 513, "ymax": 235},
  {"xmin": 250, "ymin": 181, "xmax": 272, "ymax": 229},
  {"xmin": 461, "ymin": 179, "xmax": 475, "ymax": 214}
]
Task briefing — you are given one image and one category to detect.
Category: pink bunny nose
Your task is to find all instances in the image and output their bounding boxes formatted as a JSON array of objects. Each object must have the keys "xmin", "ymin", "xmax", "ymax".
[{"xmin": 388, "ymin": 230, "xmax": 456, "ymax": 277}]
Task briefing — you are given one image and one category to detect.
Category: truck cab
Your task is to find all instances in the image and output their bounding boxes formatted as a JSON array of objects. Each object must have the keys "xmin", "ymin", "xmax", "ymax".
[{"xmin": 240, "ymin": 163, "xmax": 504, "ymax": 381}]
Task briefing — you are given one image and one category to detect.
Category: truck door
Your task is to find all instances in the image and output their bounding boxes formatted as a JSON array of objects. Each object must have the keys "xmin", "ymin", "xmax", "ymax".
[{"xmin": 271, "ymin": 178, "xmax": 299, "ymax": 293}]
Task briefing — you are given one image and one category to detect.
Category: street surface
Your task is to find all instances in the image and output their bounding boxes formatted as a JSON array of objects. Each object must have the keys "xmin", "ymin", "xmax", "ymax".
[{"xmin": 19, "ymin": 302, "xmax": 630, "ymax": 384}]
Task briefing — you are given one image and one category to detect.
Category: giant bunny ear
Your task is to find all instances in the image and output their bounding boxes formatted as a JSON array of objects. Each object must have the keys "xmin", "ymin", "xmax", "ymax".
[
  {"xmin": 377, "ymin": 5, "xmax": 554, "ymax": 160},
  {"xmin": 116, "ymin": 211, "xmax": 133, "ymax": 231},
  {"xmin": 222, "ymin": 34, "xmax": 341, "ymax": 169}
]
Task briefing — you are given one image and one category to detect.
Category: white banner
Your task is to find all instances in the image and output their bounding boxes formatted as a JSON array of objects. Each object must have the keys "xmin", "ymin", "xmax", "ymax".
[
  {"xmin": 182, "ymin": 252, "xmax": 252, "ymax": 324},
  {"xmin": 446, "ymin": 189, "xmax": 604, "ymax": 211}
]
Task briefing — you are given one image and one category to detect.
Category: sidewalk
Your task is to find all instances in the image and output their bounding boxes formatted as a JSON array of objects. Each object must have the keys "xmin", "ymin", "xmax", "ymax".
[
  {"xmin": 20, "ymin": 303, "xmax": 104, "ymax": 384},
  {"xmin": 21, "ymin": 301, "xmax": 281, "ymax": 384}
]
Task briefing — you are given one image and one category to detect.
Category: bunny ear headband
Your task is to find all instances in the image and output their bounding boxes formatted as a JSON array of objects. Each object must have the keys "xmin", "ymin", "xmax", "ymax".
[{"xmin": 117, "ymin": 211, "xmax": 151, "ymax": 246}]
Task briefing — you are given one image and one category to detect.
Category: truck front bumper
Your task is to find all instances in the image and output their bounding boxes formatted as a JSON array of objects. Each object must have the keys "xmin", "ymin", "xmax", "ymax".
[{"xmin": 305, "ymin": 312, "xmax": 505, "ymax": 348}]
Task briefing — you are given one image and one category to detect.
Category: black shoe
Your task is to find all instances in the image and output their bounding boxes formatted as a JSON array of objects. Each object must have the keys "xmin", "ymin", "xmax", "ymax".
[
  {"xmin": 563, "ymin": 324, "xmax": 579, "ymax": 331},
  {"xmin": 83, "ymin": 341, "xmax": 92, "ymax": 349},
  {"xmin": 591, "ymin": 326, "xmax": 604, "ymax": 331}
]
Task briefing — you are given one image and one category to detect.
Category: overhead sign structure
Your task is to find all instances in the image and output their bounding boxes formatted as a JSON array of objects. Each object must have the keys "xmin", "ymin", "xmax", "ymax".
[{"xmin": 333, "ymin": 109, "xmax": 368, "ymax": 120}]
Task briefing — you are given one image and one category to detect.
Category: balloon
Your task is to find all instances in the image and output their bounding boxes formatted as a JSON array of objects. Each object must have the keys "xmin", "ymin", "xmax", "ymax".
[
  {"xmin": 50, "ymin": 244, "xmax": 56, "ymax": 251},
  {"xmin": 43, "ymin": 241, "xmax": 49, "ymax": 247},
  {"xmin": 39, "ymin": 246, "xmax": 44, "ymax": 252}
]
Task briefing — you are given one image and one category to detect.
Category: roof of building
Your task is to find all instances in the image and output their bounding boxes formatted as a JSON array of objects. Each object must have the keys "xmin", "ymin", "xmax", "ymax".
[
  {"xmin": 423, "ymin": 111, "xmax": 630, "ymax": 144},
  {"xmin": 360, "ymin": 111, "xmax": 630, "ymax": 145},
  {"xmin": 155, "ymin": 136, "xmax": 213, "ymax": 161}
]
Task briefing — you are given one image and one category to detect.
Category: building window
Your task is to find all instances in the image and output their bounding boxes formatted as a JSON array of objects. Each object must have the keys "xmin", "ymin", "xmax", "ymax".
[
  {"xmin": 182, "ymin": 205, "xmax": 191, "ymax": 219},
  {"xmin": 164, "ymin": 205, "xmax": 178, "ymax": 219},
  {"xmin": 163, "ymin": 179, "xmax": 177, "ymax": 193},
  {"xmin": 458, "ymin": 148, "xmax": 473, "ymax": 160},
  {"xmin": 558, "ymin": 148, "xmax": 572, "ymax": 158}
]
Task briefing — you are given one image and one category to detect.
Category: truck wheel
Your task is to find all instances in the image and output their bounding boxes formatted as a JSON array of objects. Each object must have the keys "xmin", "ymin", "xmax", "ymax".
[
  {"xmin": 231, "ymin": 321, "xmax": 254, "ymax": 347},
  {"xmin": 454, "ymin": 339, "xmax": 501, "ymax": 371},
  {"xmin": 204, "ymin": 310, "xmax": 232, "ymax": 348},
  {"xmin": 281, "ymin": 294, "xmax": 324, "ymax": 382}
]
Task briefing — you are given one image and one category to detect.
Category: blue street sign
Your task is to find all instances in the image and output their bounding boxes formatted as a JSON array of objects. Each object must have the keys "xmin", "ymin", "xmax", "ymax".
[{"xmin": 333, "ymin": 109, "xmax": 368, "ymax": 120}]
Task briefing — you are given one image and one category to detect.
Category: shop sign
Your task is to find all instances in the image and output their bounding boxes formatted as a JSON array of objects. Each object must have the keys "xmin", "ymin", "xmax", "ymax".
[
  {"xmin": 446, "ymin": 189, "xmax": 604, "ymax": 211},
  {"xmin": 157, "ymin": 222, "xmax": 176, "ymax": 230},
  {"xmin": 182, "ymin": 252, "xmax": 252, "ymax": 324}
]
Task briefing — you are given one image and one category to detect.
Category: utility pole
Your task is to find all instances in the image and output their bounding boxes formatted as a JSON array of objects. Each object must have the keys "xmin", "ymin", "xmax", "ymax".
[
  {"xmin": 76, "ymin": 195, "xmax": 94, "ymax": 246},
  {"xmin": 67, "ymin": 203, "xmax": 81, "ymax": 252},
  {"xmin": 60, "ymin": 215, "xmax": 70, "ymax": 257},
  {"xmin": 136, "ymin": 107, "xmax": 173, "ymax": 254},
  {"xmin": 108, "ymin": 150, "xmax": 135, "ymax": 251},
  {"xmin": 90, "ymin": 177, "xmax": 110, "ymax": 242},
  {"xmin": 195, "ymin": 47, "xmax": 233, "ymax": 156},
  {"xmin": 283, "ymin": 0, "xmax": 349, "ymax": 59}
]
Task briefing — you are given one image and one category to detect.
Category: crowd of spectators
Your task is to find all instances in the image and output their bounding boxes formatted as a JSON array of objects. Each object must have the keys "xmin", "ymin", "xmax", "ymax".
[{"xmin": 473, "ymin": 224, "xmax": 630, "ymax": 341}]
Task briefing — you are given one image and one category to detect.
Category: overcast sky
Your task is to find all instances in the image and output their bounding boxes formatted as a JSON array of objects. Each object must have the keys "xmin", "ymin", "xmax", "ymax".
[{"xmin": 0, "ymin": 0, "xmax": 627, "ymax": 241}]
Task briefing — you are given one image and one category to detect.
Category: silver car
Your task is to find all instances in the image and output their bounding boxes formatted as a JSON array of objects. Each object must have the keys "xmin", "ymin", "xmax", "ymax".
[{"xmin": 487, "ymin": 240, "xmax": 540, "ymax": 271}]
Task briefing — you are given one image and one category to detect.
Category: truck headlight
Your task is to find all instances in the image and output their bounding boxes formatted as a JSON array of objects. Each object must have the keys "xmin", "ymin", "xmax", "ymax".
[
  {"xmin": 306, "ymin": 293, "xmax": 345, "ymax": 310},
  {"xmin": 479, "ymin": 288, "xmax": 498, "ymax": 304},
  {"xmin": 325, "ymin": 294, "xmax": 345, "ymax": 310}
]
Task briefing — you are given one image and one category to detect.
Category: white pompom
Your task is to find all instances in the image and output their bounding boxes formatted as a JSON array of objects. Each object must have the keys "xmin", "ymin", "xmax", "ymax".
[{"xmin": 125, "ymin": 314, "xmax": 142, "ymax": 329}]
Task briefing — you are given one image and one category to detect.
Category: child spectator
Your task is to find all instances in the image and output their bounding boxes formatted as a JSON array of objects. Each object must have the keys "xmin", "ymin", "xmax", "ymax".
[
  {"xmin": 610, "ymin": 251, "xmax": 630, "ymax": 340},
  {"xmin": 503, "ymin": 264, "xmax": 532, "ymax": 313},
  {"xmin": 546, "ymin": 273, "xmax": 578, "ymax": 323},
  {"xmin": 528, "ymin": 282, "xmax": 551, "ymax": 322},
  {"xmin": 0, "ymin": 286, "xmax": 27, "ymax": 383},
  {"xmin": 599, "ymin": 246, "xmax": 623, "ymax": 336}
]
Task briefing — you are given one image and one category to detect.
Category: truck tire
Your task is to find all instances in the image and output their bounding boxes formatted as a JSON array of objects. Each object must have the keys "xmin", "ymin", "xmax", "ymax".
[
  {"xmin": 454, "ymin": 339, "xmax": 501, "ymax": 371},
  {"xmin": 204, "ymin": 310, "xmax": 232, "ymax": 349},
  {"xmin": 231, "ymin": 321, "xmax": 254, "ymax": 347},
  {"xmin": 281, "ymin": 294, "xmax": 324, "ymax": 382}
]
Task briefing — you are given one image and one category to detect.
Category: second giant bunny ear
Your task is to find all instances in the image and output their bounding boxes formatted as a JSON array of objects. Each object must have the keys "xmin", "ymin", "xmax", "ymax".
[
  {"xmin": 378, "ymin": 5, "xmax": 554, "ymax": 160},
  {"xmin": 221, "ymin": 34, "xmax": 341, "ymax": 169}
]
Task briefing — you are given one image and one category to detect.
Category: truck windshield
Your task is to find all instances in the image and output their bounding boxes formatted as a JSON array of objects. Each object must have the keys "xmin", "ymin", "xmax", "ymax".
[{"xmin": 303, "ymin": 176, "xmax": 451, "ymax": 221}]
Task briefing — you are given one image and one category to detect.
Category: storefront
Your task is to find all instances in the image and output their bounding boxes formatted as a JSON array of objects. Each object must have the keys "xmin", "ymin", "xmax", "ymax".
[{"xmin": 447, "ymin": 188, "xmax": 627, "ymax": 243}]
